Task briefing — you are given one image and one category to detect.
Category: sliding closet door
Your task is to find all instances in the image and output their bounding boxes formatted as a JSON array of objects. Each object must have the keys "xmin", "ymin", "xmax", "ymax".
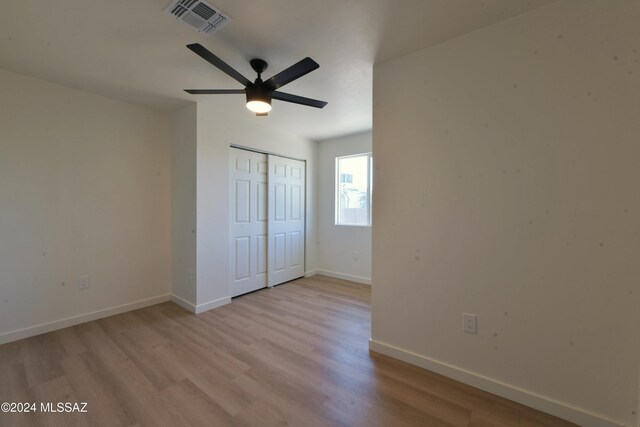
[
  {"xmin": 267, "ymin": 155, "xmax": 306, "ymax": 286},
  {"xmin": 229, "ymin": 148, "xmax": 268, "ymax": 297}
]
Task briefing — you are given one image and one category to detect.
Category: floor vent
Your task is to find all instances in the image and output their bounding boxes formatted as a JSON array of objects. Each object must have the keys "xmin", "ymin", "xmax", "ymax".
[{"xmin": 165, "ymin": 0, "xmax": 231, "ymax": 36}]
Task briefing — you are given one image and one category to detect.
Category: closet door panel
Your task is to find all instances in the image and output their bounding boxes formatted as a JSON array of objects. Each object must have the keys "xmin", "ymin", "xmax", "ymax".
[
  {"xmin": 267, "ymin": 155, "xmax": 306, "ymax": 286},
  {"xmin": 230, "ymin": 148, "xmax": 268, "ymax": 297}
]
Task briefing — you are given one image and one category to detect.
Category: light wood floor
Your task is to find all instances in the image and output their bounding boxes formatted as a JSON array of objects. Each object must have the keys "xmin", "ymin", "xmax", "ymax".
[{"xmin": 0, "ymin": 275, "xmax": 576, "ymax": 427}]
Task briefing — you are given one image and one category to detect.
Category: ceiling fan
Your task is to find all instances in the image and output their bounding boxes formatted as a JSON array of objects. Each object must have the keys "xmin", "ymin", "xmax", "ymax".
[{"xmin": 184, "ymin": 43, "xmax": 328, "ymax": 116}]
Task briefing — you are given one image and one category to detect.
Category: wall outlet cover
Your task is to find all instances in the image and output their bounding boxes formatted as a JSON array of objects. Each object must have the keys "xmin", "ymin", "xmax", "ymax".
[
  {"xmin": 78, "ymin": 276, "xmax": 90, "ymax": 290},
  {"xmin": 463, "ymin": 313, "xmax": 477, "ymax": 334}
]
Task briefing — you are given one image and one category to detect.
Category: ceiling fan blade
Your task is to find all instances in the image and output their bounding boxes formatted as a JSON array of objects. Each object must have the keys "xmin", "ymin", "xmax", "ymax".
[
  {"xmin": 184, "ymin": 89, "xmax": 245, "ymax": 94},
  {"xmin": 256, "ymin": 113, "xmax": 268, "ymax": 117},
  {"xmin": 264, "ymin": 58, "xmax": 319, "ymax": 90},
  {"xmin": 272, "ymin": 91, "xmax": 327, "ymax": 109},
  {"xmin": 187, "ymin": 43, "xmax": 251, "ymax": 87}
]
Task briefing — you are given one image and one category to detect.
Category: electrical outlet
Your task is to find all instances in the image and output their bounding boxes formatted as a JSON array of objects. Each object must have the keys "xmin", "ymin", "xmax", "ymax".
[
  {"xmin": 78, "ymin": 276, "xmax": 90, "ymax": 290},
  {"xmin": 463, "ymin": 313, "xmax": 477, "ymax": 334}
]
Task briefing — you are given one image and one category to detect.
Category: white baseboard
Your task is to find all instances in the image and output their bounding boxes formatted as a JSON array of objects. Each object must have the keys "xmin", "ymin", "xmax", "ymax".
[
  {"xmin": 170, "ymin": 294, "xmax": 231, "ymax": 314},
  {"xmin": 0, "ymin": 292, "xmax": 233, "ymax": 346},
  {"xmin": 316, "ymin": 269, "xmax": 371, "ymax": 285},
  {"xmin": 0, "ymin": 294, "xmax": 171, "ymax": 345},
  {"xmin": 368, "ymin": 339, "xmax": 625, "ymax": 427},
  {"xmin": 170, "ymin": 294, "xmax": 197, "ymax": 313},
  {"xmin": 304, "ymin": 269, "xmax": 318, "ymax": 277},
  {"xmin": 194, "ymin": 296, "xmax": 231, "ymax": 314}
]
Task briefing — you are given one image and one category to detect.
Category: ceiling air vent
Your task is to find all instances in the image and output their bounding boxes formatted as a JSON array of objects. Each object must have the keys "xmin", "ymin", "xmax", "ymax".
[{"xmin": 165, "ymin": 0, "xmax": 231, "ymax": 36}]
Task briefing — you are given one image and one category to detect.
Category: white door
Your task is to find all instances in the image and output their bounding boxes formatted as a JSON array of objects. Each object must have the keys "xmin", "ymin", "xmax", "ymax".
[
  {"xmin": 268, "ymin": 155, "xmax": 306, "ymax": 286},
  {"xmin": 230, "ymin": 148, "xmax": 268, "ymax": 297}
]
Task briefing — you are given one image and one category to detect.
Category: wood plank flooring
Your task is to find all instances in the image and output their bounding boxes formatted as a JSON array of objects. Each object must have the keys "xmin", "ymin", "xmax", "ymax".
[{"xmin": 0, "ymin": 275, "xmax": 576, "ymax": 427}]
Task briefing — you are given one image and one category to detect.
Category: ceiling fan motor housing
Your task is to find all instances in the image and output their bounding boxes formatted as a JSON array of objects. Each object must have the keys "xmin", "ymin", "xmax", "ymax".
[{"xmin": 246, "ymin": 83, "xmax": 273, "ymax": 104}]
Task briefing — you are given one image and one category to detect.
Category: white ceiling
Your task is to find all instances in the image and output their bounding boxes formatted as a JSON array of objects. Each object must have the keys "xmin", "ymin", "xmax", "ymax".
[{"xmin": 0, "ymin": 0, "xmax": 554, "ymax": 140}]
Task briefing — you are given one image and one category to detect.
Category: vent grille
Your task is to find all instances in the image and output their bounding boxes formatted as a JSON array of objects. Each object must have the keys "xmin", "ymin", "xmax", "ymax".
[{"xmin": 165, "ymin": 0, "xmax": 231, "ymax": 36}]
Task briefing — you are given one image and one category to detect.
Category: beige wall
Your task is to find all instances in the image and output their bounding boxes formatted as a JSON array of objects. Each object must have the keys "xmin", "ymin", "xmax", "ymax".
[
  {"xmin": 317, "ymin": 131, "xmax": 372, "ymax": 283},
  {"xmin": 371, "ymin": 1, "xmax": 640, "ymax": 426},
  {"xmin": 0, "ymin": 69, "xmax": 171, "ymax": 342}
]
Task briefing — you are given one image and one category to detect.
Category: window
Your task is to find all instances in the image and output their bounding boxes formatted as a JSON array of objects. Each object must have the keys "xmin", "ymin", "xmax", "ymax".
[{"xmin": 336, "ymin": 153, "xmax": 372, "ymax": 226}]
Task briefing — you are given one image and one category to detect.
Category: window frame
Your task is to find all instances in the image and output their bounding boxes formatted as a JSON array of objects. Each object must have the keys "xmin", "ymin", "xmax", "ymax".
[{"xmin": 335, "ymin": 152, "xmax": 373, "ymax": 227}]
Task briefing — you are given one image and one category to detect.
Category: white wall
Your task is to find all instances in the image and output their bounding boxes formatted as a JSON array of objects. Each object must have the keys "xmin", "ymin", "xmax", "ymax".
[
  {"xmin": 171, "ymin": 103, "xmax": 197, "ymax": 306},
  {"xmin": 170, "ymin": 102, "xmax": 317, "ymax": 310},
  {"xmin": 0, "ymin": 69, "xmax": 171, "ymax": 343},
  {"xmin": 317, "ymin": 131, "xmax": 372, "ymax": 284},
  {"xmin": 371, "ymin": 1, "xmax": 640, "ymax": 426}
]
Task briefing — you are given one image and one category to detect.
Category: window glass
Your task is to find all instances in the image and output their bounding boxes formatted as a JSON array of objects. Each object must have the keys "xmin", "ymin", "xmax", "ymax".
[{"xmin": 336, "ymin": 153, "xmax": 372, "ymax": 226}]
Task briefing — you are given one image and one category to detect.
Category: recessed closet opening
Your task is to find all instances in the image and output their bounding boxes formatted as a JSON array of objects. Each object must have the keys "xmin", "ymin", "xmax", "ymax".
[{"xmin": 229, "ymin": 146, "xmax": 306, "ymax": 297}]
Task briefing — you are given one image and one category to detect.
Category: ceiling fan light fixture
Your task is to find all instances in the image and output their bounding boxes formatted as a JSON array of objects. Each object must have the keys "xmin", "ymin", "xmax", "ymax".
[
  {"xmin": 246, "ymin": 100, "xmax": 272, "ymax": 113},
  {"xmin": 246, "ymin": 84, "xmax": 272, "ymax": 113}
]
